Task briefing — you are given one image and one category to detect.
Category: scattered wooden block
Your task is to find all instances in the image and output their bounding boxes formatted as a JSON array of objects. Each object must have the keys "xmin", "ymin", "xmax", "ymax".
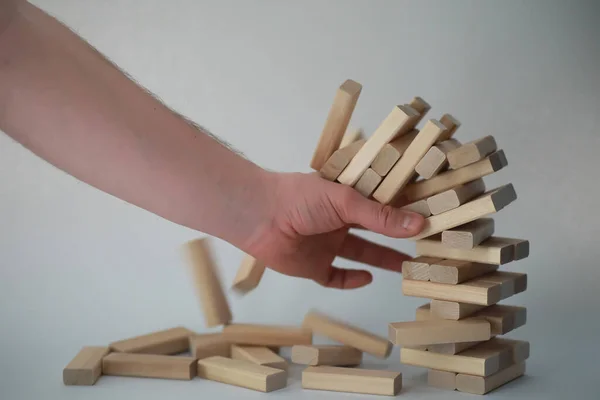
[
  {"xmin": 370, "ymin": 129, "xmax": 418, "ymax": 176},
  {"xmin": 415, "ymin": 139, "xmax": 461, "ymax": 179},
  {"xmin": 222, "ymin": 323, "xmax": 312, "ymax": 347},
  {"xmin": 302, "ymin": 366, "xmax": 402, "ymax": 396},
  {"xmin": 337, "ymin": 105, "xmax": 420, "ymax": 186},
  {"xmin": 429, "ymin": 259, "xmax": 498, "ymax": 284},
  {"xmin": 373, "ymin": 119, "xmax": 448, "ymax": 204},
  {"xmin": 231, "ymin": 345, "xmax": 288, "ymax": 370},
  {"xmin": 197, "ymin": 355, "xmax": 287, "ymax": 392},
  {"xmin": 319, "ymin": 139, "xmax": 365, "ymax": 181},
  {"xmin": 430, "ymin": 300, "xmax": 486, "ymax": 320},
  {"xmin": 401, "ymin": 150, "xmax": 507, "ymax": 203},
  {"xmin": 102, "ymin": 353, "xmax": 197, "ymax": 380},
  {"xmin": 448, "ymin": 135, "xmax": 497, "ymax": 170},
  {"xmin": 456, "ymin": 362, "xmax": 526, "ymax": 395},
  {"xmin": 302, "ymin": 310, "xmax": 391, "ymax": 358},
  {"xmin": 354, "ymin": 168, "xmax": 383, "ymax": 197},
  {"xmin": 401, "ymin": 256, "xmax": 443, "ymax": 281},
  {"xmin": 183, "ymin": 238, "xmax": 232, "ymax": 327},
  {"xmin": 310, "ymin": 79, "xmax": 362, "ymax": 171},
  {"xmin": 291, "ymin": 345, "xmax": 362, "ymax": 366},
  {"xmin": 339, "ymin": 127, "xmax": 364, "ymax": 148},
  {"xmin": 439, "ymin": 113, "xmax": 461, "ymax": 141},
  {"xmin": 388, "ymin": 319, "xmax": 491, "ymax": 346},
  {"xmin": 109, "ymin": 326, "xmax": 194, "ymax": 355},
  {"xmin": 400, "ymin": 199, "xmax": 431, "ymax": 217},
  {"xmin": 189, "ymin": 333, "xmax": 230, "ymax": 360},
  {"xmin": 428, "ymin": 369, "xmax": 457, "ymax": 390},
  {"xmin": 231, "ymin": 253, "xmax": 266, "ymax": 295},
  {"xmin": 442, "ymin": 218, "xmax": 495, "ymax": 249},
  {"xmin": 63, "ymin": 346, "xmax": 110, "ymax": 386},
  {"xmin": 426, "ymin": 178, "xmax": 486, "ymax": 215},
  {"xmin": 410, "ymin": 184, "xmax": 517, "ymax": 241}
]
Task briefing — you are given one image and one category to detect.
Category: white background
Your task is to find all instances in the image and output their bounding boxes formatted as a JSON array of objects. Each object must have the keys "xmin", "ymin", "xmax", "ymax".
[{"xmin": 1, "ymin": 0, "xmax": 599, "ymax": 399}]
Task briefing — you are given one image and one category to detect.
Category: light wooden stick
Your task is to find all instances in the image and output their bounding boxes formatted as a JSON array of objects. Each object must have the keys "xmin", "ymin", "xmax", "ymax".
[
  {"xmin": 428, "ymin": 369, "xmax": 456, "ymax": 390},
  {"xmin": 109, "ymin": 326, "xmax": 194, "ymax": 355},
  {"xmin": 426, "ymin": 178, "xmax": 486, "ymax": 215},
  {"xmin": 102, "ymin": 353, "xmax": 197, "ymax": 380},
  {"xmin": 354, "ymin": 168, "xmax": 382, "ymax": 198},
  {"xmin": 439, "ymin": 113, "xmax": 461, "ymax": 141},
  {"xmin": 189, "ymin": 333, "xmax": 230, "ymax": 360},
  {"xmin": 291, "ymin": 345, "xmax": 362, "ymax": 367},
  {"xmin": 429, "ymin": 259, "xmax": 498, "ymax": 284},
  {"xmin": 319, "ymin": 139, "xmax": 365, "ymax": 181},
  {"xmin": 222, "ymin": 323, "xmax": 312, "ymax": 347},
  {"xmin": 430, "ymin": 299, "xmax": 486, "ymax": 320},
  {"xmin": 442, "ymin": 218, "xmax": 495, "ymax": 249},
  {"xmin": 197, "ymin": 356, "xmax": 287, "ymax": 392},
  {"xmin": 388, "ymin": 319, "xmax": 491, "ymax": 346},
  {"xmin": 456, "ymin": 362, "xmax": 525, "ymax": 395},
  {"xmin": 415, "ymin": 139, "xmax": 461, "ymax": 179},
  {"xmin": 448, "ymin": 135, "xmax": 497, "ymax": 170},
  {"xmin": 400, "ymin": 199, "xmax": 432, "ymax": 217},
  {"xmin": 401, "ymin": 256, "xmax": 443, "ymax": 281},
  {"xmin": 339, "ymin": 127, "xmax": 364, "ymax": 149},
  {"xmin": 370, "ymin": 129, "xmax": 418, "ymax": 176},
  {"xmin": 231, "ymin": 345, "xmax": 288, "ymax": 370},
  {"xmin": 232, "ymin": 253, "xmax": 266, "ymax": 295},
  {"xmin": 302, "ymin": 366, "xmax": 402, "ymax": 396},
  {"xmin": 63, "ymin": 346, "xmax": 110, "ymax": 386}
]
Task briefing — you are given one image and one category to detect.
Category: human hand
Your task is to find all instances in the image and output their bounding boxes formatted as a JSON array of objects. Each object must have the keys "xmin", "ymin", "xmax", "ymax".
[{"xmin": 241, "ymin": 171, "xmax": 425, "ymax": 289}]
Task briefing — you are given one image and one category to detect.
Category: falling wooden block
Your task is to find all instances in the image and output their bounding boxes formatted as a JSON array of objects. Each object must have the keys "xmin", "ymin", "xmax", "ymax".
[
  {"xmin": 339, "ymin": 127, "xmax": 364, "ymax": 148},
  {"xmin": 354, "ymin": 168, "xmax": 383, "ymax": 197},
  {"xmin": 231, "ymin": 345, "xmax": 288, "ymax": 370},
  {"xmin": 373, "ymin": 119, "xmax": 448, "ymax": 204},
  {"xmin": 401, "ymin": 150, "xmax": 507, "ymax": 203},
  {"xmin": 429, "ymin": 259, "xmax": 498, "ymax": 284},
  {"xmin": 337, "ymin": 105, "xmax": 420, "ymax": 186},
  {"xmin": 102, "ymin": 353, "xmax": 197, "ymax": 380},
  {"xmin": 310, "ymin": 79, "xmax": 362, "ymax": 170},
  {"xmin": 302, "ymin": 310, "xmax": 391, "ymax": 358},
  {"xmin": 415, "ymin": 139, "xmax": 461, "ymax": 179},
  {"xmin": 402, "ymin": 256, "xmax": 442, "ymax": 281},
  {"xmin": 63, "ymin": 346, "xmax": 110, "ymax": 386},
  {"xmin": 291, "ymin": 345, "xmax": 362, "ymax": 366},
  {"xmin": 109, "ymin": 326, "xmax": 194, "ymax": 355},
  {"xmin": 409, "ymin": 184, "xmax": 517, "ymax": 241},
  {"xmin": 222, "ymin": 323, "xmax": 312, "ymax": 347},
  {"xmin": 439, "ymin": 113, "xmax": 461, "ymax": 141},
  {"xmin": 448, "ymin": 135, "xmax": 497, "ymax": 170},
  {"xmin": 430, "ymin": 300, "xmax": 486, "ymax": 320},
  {"xmin": 197, "ymin": 356, "xmax": 287, "ymax": 392},
  {"xmin": 302, "ymin": 366, "xmax": 402, "ymax": 396},
  {"xmin": 426, "ymin": 178, "xmax": 486, "ymax": 215},
  {"xmin": 189, "ymin": 333, "xmax": 230, "ymax": 360},
  {"xmin": 370, "ymin": 129, "xmax": 418, "ymax": 176},
  {"xmin": 442, "ymin": 218, "xmax": 495, "ymax": 249},
  {"xmin": 388, "ymin": 319, "xmax": 491, "ymax": 346},
  {"xmin": 428, "ymin": 369, "xmax": 457, "ymax": 390},
  {"xmin": 400, "ymin": 199, "xmax": 432, "ymax": 217},
  {"xmin": 231, "ymin": 253, "xmax": 266, "ymax": 295},
  {"xmin": 319, "ymin": 139, "xmax": 365, "ymax": 181},
  {"xmin": 456, "ymin": 362, "xmax": 526, "ymax": 395},
  {"xmin": 183, "ymin": 238, "xmax": 232, "ymax": 327}
]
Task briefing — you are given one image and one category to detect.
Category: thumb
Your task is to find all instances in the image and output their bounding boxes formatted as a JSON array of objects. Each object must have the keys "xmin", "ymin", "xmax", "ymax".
[{"xmin": 332, "ymin": 186, "xmax": 425, "ymax": 238}]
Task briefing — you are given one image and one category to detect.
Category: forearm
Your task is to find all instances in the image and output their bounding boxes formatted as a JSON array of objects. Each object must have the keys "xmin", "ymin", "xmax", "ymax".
[{"xmin": 0, "ymin": 2, "xmax": 275, "ymax": 248}]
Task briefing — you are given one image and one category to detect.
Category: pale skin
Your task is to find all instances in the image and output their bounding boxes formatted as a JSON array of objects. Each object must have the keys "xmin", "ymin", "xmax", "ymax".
[{"xmin": 0, "ymin": 1, "xmax": 425, "ymax": 289}]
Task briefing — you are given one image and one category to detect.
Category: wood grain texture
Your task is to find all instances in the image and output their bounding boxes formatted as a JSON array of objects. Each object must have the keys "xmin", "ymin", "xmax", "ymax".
[
  {"xmin": 442, "ymin": 218, "xmax": 495, "ymax": 249},
  {"xmin": 291, "ymin": 345, "xmax": 362, "ymax": 366},
  {"xmin": 189, "ymin": 333, "xmax": 230, "ymax": 360},
  {"xmin": 183, "ymin": 238, "xmax": 232, "ymax": 327},
  {"xmin": 197, "ymin": 356, "xmax": 287, "ymax": 392},
  {"xmin": 448, "ymin": 135, "xmax": 497, "ymax": 170},
  {"xmin": 388, "ymin": 319, "xmax": 491, "ymax": 346},
  {"xmin": 370, "ymin": 129, "xmax": 418, "ymax": 176},
  {"xmin": 302, "ymin": 310, "xmax": 391, "ymax": 359},
  {"xmin": 231, "ymin": 253, "xmax": 266, "ymax": 295},
  {"xmin": 109, "ymin": 326, "xmax": 194, "ymax": 355},
  {"xmin": 319, "ymin": 139, "xmax": 365, "ymax": 181},
  {"xmin": 231, "ymin": 345, "xmax": 288, "ymax": 370},
  {"xmin": 222, "ymin": 323, "xmax": 312, "ymax": 347},
  {"xmin": 401, "ymin": 256, "xmax": 443, "ymax": 281},
  {"xmin": 373, "ymin": 119, "xmax": 448, "ymax": 204},
  {"xmin": 439, "ymin": 113, "xmax": 461, "ymax": 141},
  {"xmin": 354, "ymin": 168, "xmax": 382, "ymax": 197},
  {"xmin": 310, "ymin": 79, "xmax": 362, "ymax": 170},
  {"xmin": 416, "ymin": 235, "xmax": 526, "ymax": 265},
  {"xmin": 415, "ymin": 139, "xmax": 461, "ymax": 179},
  {"xmin": 102, "ymin": 353, "xmax": 197, "ymax": 380},
  {"xmin": 302, "ymin": 366, "xmax": 402, "ymax": 396},
  {"xmin": 429, "ymin": 259, "xmax": 498, "ymax": 284},
  {"xmin": 430, "ymin": 300, "xmax": 486, "ymax": 320},
  {"xmin": 63, "ymin": 346, "xmax": 110, "ymax": 386},
  {"xmin": 428, "ymin": 369, "xmax": 457, "ymax": 390},
  {"xmin": 426, "ymin": 178, "xmax": 486, "ymax": 215},
  {"xmin": 456, "ymin": 362, "xmax": 525, "ymax": 395},
  {"xmin": 400, "ymin": 199, "xmax": 432, "ymax": 217}
]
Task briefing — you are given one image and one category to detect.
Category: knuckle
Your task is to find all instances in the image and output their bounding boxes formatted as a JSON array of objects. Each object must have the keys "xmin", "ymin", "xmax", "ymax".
[{"xmin": 376, "ymin": 205, "xmax": 395, "ymax": 228}]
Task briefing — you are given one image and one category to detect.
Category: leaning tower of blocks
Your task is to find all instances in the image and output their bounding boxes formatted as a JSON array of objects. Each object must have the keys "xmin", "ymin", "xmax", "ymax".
[{"xmin": 62, "ymin": 79, "xmax": 528, "ymax": 396}]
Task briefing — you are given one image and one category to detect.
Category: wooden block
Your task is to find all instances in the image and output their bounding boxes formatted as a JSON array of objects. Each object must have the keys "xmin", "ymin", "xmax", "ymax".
[
  {"xmin": 401, "ymin": 150, "xmax": 507, "ymax": 203},
  {"xmin": 291, "ymin": 345, "xmax": 362, "ymax": 366},
  {"xmin": 429, "ymin": 259, "xmax": 498, "ymax": 284},
  {"xmin": 339, "ymin": 127, "xmax": 364, "ymax": 148},
  {"xmin": 439, "ymin": 113, "xmax": 461, "ymax": 141},
  {"xmin": 231, "ymin": 253, "xmax": 266, "ymax": 295},
  {"xmin": 319, "ymin": 139, "xmax": 365, "ymax": 181},
  {"xmin": 456, "ymin": 362, "xmax": 525, "ymax": 395},
  {"xmin": 109, "ymin": 326, "xmax": 194, "ymax": 355},
  {"xmin": 102, "ymin": 353, "xmax": 197, "ymax": 380},
  {"xmin": 63, "ymin": 346, "xmax": 110, "ymax": 386},
  {"xmin": 310, "ymin": 79, "xmax": 362, "ymax": 170},
  {"xmin": 231, "ymin": 345, "xmax": 288, "ymax": 370},
  {"xmin": 490, "ymin": 237, "xmax": 530, "ymax": 260},
  {"xmin": 189, "ymin": 333, "xmax": 230, "ymax": 360},
  {"xmin": 354, "ymin": 168, "xmax": 383, "ymax": 197},
  {"xmin": 471, "ymin": 305, "xmax": 527, "ymax": 335},
  {"xmin": 415, "ymin": 303, "xmax": 433, "ymax": 320},
  {"xmin": 442, "ymin": 218, "xmax": 495, "ymax": 249},
  {"xmin": 477, "ymin": 271, "xmax": 528, "ymax": 299},
  {"xmin": 370, "ymin": 129, "xmax": 418, "ymax": 176},
  {"xmin": 430, "ymin": 300, "xmax": 486, "ymax": 320},
  {"xmin": 400, "ymin": 199, "xmax": 431, "ymax": 217},
  {"xmin": 197, "ymin": 356, "xmax": 287, "ymax": 392},
  {"xmin": 401, "ymin": 256, "xmax": 443, "ymax": 281},
  {"xmin": 448, "ymin": 135, "xmax": 497, "ymax": 170},
  {"xmin": 426, "ymin": 178, "xmax": 486, "ymax": 215},
  {"xmin": 373, "ymin": 119, "xmax": 448, "ymax": 204},
  {"xmin": 337, "ymin": 105, "xmax": 420, "ymax": 186},
  {"xmin": 416, "ymin": 235, "xmax": 526, "ymax": 265},
  {"xmin": 429, "ymin": 341, "xmax": 484, "ymax": 355},
  {"xmin": 388, "ymin": 319, "xmax": 490, "ymax": 346},
  {"xmin": 302, "ymin": 366, "xmax": 402, "ymax": 396},
  {"xmin": 410, "ymin": 184, "xmax": 517, "ymax": 241},
  {"xmin": 408, "ymin": 96, "xmax": 431, "ymax": 116},
  {"xmin": 222, "ymin": 323, "xmax": 312, "ymax": 347},
  {"xmin": 428, "ymin": 369, "xmax": 456, "ymax": 390},
  {"xmin": 302, "ymin": 310, "xmax": 391, "ymax": 358},
  {"xmin": 183, "ymin": 238, "xmax": 232, "ymax": 327},
  {"xmin": 415, "ymin": 139, "xmax": 461, "ymax": 179}
]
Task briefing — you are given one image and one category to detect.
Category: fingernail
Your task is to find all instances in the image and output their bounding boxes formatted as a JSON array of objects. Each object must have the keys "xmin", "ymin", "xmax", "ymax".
[{"xmin": 401, "ymin": 212, "xmax": 422, "ymax": 230}]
